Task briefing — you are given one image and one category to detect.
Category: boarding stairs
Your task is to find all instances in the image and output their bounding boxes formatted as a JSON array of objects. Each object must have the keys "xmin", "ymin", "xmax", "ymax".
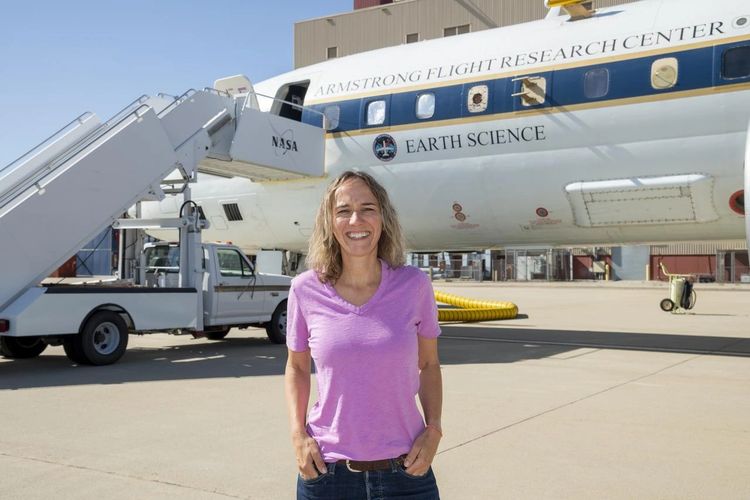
[{"xmin": 0, "ymin": 85, "xmax": 326, "ymax": 311}]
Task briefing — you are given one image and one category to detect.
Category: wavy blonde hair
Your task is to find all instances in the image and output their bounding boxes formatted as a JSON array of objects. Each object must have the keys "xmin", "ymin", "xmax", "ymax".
[{"xmin": 307, "ymin": 171, "xmax": 405, "ymax": 283}]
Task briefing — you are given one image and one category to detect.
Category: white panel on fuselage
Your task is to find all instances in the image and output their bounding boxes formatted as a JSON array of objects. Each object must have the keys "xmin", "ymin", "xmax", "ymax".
[{"xmin": 566, "ymin": 174, "xmax": 717, "ymax": 227}]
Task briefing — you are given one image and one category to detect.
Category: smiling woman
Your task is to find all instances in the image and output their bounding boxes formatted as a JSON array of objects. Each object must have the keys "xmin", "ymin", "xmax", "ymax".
[
  {"xmin": 306, "ymin": 171, "xmax": 406, "ymax": 284},
  {"xmin": 284, "ymin": 171, "xmax": 443, "ymax": 499}
]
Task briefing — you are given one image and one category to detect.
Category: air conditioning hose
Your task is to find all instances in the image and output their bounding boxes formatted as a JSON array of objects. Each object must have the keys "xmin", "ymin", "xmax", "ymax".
[{"xmin": 435, "ymin": 290, "xmax": 518, "ymax": 321}]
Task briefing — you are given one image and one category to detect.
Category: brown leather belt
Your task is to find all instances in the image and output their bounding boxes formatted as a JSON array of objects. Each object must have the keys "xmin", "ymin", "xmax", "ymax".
[{"xmin": 337, "ymin": 455, "xmax": 406, "ymax": 472}]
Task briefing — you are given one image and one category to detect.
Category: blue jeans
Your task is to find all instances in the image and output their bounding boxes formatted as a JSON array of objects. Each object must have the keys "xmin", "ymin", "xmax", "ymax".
[{"xmin": 296, "ymin": 459, "xmax": 440, "ymax": 500}]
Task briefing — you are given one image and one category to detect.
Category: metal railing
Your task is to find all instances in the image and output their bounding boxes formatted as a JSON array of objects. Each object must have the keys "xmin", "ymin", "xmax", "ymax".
[
  {"xmin": 242, "ymin": 90, "xmax": 329, "ymax": 129},
  {"xmin": 0, "ymin": 100, "xmax": 152, "ymax": 213}
]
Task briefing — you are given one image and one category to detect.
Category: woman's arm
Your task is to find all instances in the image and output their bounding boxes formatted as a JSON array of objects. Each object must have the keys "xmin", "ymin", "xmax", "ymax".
[
  {"xmin": 404, "ymin": 336, "xmax": 443, "ymax": 475},
  {"xmin": 285, "ymin": 349, "xmax": 327, "ymax": 479}
]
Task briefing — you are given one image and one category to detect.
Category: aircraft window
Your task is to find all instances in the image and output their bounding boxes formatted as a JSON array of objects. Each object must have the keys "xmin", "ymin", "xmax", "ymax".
[
  {"xmin": 651, "ymin": 58, "xmax": 679, "ymax": 89},
  {"xmin": 416, "ymin": 93, "xmax": 435, "ymax": 119},
  {"xmin": 367, "ymin": 100, "xmax": 386, "ymax": 126},
  {"xmin": 467, "ymin": 85, "xmax": 488, "ymax": 113},
  {"xmin": 584, "ymin": 68, "xmax": 609, "ymax": 99},
  {"xmin": 722, "ymin": 46, "xmax": 750, "ymax": 79},
  {"xmin": 323, "ymin": 105, "xmax": 340, "ymax": 130}
]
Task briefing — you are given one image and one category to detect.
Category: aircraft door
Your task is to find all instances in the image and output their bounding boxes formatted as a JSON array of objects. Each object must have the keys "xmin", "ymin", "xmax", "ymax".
[
  {"xmin": 214, "ymin": 247, "xmax": 265, "ymax": 322},
  {"xmin": 272, "ymin": 80, "xmax": 310, "ymax": 122}
]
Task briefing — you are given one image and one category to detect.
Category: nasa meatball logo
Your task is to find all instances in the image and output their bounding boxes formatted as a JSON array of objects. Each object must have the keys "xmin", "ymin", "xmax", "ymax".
[{"xmin": 373, "ymin": 134, "xmax": 397, "ymax": 162}]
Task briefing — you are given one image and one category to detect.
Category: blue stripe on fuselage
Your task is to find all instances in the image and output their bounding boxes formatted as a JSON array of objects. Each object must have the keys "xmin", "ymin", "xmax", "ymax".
[{"xmin": 300, "ymin": 39, "xmax": 750, "ymax": 133}]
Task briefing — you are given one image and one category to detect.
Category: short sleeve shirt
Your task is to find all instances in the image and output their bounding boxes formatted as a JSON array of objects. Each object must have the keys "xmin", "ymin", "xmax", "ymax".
[{"xmin": 286, "ymin": 260, "xmax": 441, "ymax": 461}]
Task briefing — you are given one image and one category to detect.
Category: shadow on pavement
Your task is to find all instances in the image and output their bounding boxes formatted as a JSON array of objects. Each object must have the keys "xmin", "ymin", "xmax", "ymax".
[
  {"xmin": 1, "ymin": 326, "xmax": 748, "ymax": 390},
  {"xmin": 439, "ymin": 325, "xmax": 750, "ymax": 366},
  {"xmin": 0, "ymin": 335, "xmax": 288, "ymax": 390}
]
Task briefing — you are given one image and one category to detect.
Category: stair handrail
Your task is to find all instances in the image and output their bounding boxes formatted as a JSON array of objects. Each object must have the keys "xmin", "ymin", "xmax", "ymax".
[
  {"xmin": 156, "ymin": 89, "xmax": 197, "ymax": 117},
  {"xmin": 0, "ymin": 102, "xmax": 153, "ymax": 212},
  {"xmin": 1, "ymin": 94, "xmax": 151, "ymax": 186},
  {"xmin": 202, "ymin": 87, "xmax": 232, "ymax": 98},
  {"xmin": 0, "ymin": 112, "xmax": 96, "ymax": 174}
]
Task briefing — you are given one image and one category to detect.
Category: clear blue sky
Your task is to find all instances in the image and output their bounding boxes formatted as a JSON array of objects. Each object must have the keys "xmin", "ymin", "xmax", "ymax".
[{"xmin": 0, "ymin": 0, "xmax": 351, "ymax": 167}]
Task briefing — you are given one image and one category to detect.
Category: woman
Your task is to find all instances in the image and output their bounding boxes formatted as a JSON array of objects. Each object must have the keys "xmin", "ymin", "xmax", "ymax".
[{"xmin": 285, "ymin": 170, "xmax": 443, "ymax": 499}]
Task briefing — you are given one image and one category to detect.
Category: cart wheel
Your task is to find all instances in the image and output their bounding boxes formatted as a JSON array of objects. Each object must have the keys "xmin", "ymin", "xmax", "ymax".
[
  {"xmin": 660, "ymin": 298, "xmax": 675, "ymax": 312},
  {"xmin": 686, "ymin": 289, "xmax": 697, "ymax": 310}
]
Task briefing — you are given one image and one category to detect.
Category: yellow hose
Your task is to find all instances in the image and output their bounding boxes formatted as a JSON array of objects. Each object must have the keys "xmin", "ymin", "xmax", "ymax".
[{"xmin": 434, "ymin": 291, "xmax": 518, "ymax": 322}]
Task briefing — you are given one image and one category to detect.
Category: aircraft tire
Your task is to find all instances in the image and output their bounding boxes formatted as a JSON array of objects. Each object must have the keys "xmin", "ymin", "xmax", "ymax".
[
  {"xmin": 265, "ymin": 300, "xmax": 287, "ymax": 345},
  {"xmin": 0, "ymin": 336, "xmax": 47, "ymax": 359}
]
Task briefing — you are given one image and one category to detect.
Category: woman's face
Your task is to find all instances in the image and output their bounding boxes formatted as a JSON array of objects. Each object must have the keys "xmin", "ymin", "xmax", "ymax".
[{"xmin": 332, "ymin": 178, "xmax": 383, "ymax": 261}]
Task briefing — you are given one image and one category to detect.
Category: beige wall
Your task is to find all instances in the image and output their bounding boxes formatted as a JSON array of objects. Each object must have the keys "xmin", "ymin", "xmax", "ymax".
[{"xmin": 295, "ymin": 0, "xmax": 637, "ymax": 68}]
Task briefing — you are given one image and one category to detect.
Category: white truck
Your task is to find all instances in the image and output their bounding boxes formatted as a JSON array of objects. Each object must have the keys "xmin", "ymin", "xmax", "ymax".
[{"xmin": 0, "ymin": 210, "xmax": 290, "ymax": 366}]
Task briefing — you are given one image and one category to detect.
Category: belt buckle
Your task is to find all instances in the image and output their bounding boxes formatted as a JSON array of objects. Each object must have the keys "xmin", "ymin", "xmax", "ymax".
[{"xmin": 345, "ymin": 460, "xmax": 363, "ymax": 473}]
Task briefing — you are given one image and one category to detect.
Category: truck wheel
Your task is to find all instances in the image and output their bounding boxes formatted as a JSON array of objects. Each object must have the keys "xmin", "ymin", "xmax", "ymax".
[
  {"xmin": 265, "ymin": 300, "xmax": 287, "ymax": 345},
  {"xmin": 63, "ymin": 337, "xmax": 87, "ymax": 364},
  {"xmin": 0, "ymin": 336, "xmax": 47, "ymax": 359},
  {"xmin": 75, "ymin": 311, "xmax": 129, "ymax": 365},
  {"xmin": 206, "ymin": 328, "xmax": 230, "ymax": 340}
]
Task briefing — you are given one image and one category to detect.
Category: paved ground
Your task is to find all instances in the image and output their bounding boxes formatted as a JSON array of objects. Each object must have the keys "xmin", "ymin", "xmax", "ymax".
[{"xmin": 1, "ymin": 282, "xmax": 748, "ymax": 499}]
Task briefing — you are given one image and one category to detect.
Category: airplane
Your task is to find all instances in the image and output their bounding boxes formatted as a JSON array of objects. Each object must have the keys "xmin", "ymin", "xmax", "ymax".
[{"xmin": 140, "ymin": 0, "xmax": 750, "ymax": 259}]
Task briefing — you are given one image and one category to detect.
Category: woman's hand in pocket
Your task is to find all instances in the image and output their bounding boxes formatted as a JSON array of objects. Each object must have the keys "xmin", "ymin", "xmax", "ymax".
[{"xmin": 293, "ymin": 430, "xmax": 327, "ymax": 480}]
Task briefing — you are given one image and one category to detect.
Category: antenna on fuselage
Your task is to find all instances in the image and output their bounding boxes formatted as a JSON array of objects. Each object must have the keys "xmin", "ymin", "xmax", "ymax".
[{"xmin": 545, "ymin": 0, "xmax": 596, "ymax": 20}]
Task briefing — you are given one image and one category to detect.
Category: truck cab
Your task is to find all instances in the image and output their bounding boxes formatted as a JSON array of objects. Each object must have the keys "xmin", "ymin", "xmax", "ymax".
[{"xmin": 141, "ymin": 241, "xmax": 291, "ymax": 343}]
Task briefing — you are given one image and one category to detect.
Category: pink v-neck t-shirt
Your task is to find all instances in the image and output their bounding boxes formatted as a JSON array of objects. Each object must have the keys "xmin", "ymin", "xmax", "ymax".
[{"xmin": 286, "ymin": 260, "xmax": 441, "ymax": 462}]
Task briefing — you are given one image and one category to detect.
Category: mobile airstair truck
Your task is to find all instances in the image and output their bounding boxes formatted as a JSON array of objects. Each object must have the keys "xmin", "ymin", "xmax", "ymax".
[{"xmin": 0, "ymin": 79, "xmax": 326, "ymax": 365}]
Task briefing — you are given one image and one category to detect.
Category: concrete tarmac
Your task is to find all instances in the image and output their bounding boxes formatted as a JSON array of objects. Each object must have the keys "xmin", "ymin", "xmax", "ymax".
[{"xmin": 1, "ymin": 282, "xmax": 748, "ymax": 499}]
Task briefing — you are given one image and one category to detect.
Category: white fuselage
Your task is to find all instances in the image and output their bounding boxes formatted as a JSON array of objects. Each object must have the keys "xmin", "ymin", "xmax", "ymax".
[{"xmin": 145, "ymin": 0, "xmax": 750, "ymax": 253}]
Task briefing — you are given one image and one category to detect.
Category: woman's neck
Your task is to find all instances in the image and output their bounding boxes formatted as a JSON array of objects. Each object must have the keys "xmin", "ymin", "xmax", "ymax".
[{"xmin": 338, "ymin": 254, "xmax": 381, "ymax": 288}]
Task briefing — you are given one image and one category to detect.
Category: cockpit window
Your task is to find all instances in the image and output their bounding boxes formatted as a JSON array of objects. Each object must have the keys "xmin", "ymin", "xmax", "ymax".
[
  {"xmin": 416, "ymin": 93, "xmax": 435, "ymax": 119},
  {"xmin": 584, "ymin": 68, "xmax": 609, "ymax": 99},
  {"xmin": 723, "ymin": 46, "xmax": 750, "ymax": 79},
  {"xmin": 366, "ymin": 100, "xmax": 386, "ymax": 126}
]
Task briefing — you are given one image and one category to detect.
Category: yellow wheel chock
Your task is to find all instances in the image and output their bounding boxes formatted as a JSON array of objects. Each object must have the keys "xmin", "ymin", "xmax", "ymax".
[{"xmin": 434, "ymin": 291, "xmax": 518, "ymax": 322}]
